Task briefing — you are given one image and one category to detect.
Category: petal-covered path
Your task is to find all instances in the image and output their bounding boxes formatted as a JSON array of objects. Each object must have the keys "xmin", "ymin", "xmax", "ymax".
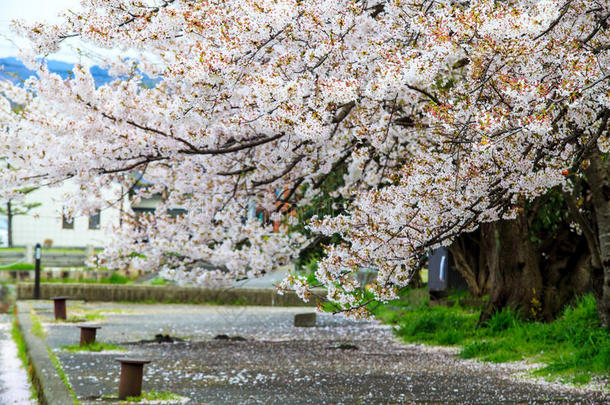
[
  {"xmin": 27, "ymin": 301, "xmax": 608, "ymax": 404},
  {"xmin": 0, "ymin": 314, "xmax": 36, "ymax": 405}
]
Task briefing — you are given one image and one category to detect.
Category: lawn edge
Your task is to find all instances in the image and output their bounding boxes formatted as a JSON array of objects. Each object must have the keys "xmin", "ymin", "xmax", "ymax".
[{"xmin": 16, "ymin": 301, "xmax": 78, "ymax": 405}]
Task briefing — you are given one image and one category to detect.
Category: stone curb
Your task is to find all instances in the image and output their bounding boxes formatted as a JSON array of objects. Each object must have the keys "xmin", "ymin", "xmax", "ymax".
[
  {"xmin": 16, "ymin": 301, "xmax": 76, "ymax": 405},
  {"xmin": 17, "ymin": 283, "xmax": 322, "ymax": 307}
]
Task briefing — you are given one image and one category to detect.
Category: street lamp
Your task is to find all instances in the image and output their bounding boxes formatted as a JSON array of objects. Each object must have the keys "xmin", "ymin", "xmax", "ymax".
[{"xmin": 34, "ymin": 243, "xmax": 41, "ymax": 299}]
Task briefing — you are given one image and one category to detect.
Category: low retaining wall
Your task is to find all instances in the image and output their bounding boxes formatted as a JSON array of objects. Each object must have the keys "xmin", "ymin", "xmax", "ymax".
[
  {"xmin": 16, "ymin": 302, "xmax": 76, "ymax": 405},
  {"xmin": 17, "ymin": 283, "xmax": 319, "ymax": 307}
]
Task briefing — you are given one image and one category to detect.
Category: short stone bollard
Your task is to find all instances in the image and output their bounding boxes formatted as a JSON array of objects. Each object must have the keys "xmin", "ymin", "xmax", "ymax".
[
  {"xmin": 78, "ymin": 325, "xmax": 101, "ymax": 346},
  {"xmin": 294, "ymin": 313, "xmax": 316, "ymax": 327},
  {"xmin": 116, "ymin": 357, "xmax": 151, "ymax": 400},
  {"xmin": 25, "ymin": 245, "xmax": 34, "ymax": 264},
  {"xmin": 51, "ymin": 296, "xmax": 69, "ymax": 320}
]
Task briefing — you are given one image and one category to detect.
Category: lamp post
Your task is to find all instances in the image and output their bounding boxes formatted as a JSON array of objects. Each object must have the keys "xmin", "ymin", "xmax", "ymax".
[{"xmin": 34, "ymin": 243, "xmax": 41, "ymax": 299}]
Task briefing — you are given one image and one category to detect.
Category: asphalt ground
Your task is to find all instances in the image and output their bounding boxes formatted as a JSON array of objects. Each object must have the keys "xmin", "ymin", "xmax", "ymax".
[{"xmin": 27, "ymin": 300, "xmax": 609, "ymax": 405}]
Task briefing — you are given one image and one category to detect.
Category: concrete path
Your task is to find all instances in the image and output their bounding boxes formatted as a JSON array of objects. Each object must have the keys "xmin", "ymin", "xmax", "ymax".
[
  {"xmin": 0, "ymin": 314, "xmax": 36, "ymax": 405},
  {"xmin": 232, "ymin": 267, "xmax": 290, "ymax": 288},
  {"xmin": 136, "ymin": 265, "xmax": 291, "ymax": 289},
  {"xmin": 26, "ymin": 300, "xmax": 609, "ymax": 405}
]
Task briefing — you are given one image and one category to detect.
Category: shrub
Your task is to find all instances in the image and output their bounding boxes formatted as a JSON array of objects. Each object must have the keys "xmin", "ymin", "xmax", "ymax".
[
  {"xmin": 382, "ymin": 293, "xmax": 608, "ymax": 382},
  {"xmin": 101, "ymin": 273, "xmax": 130, "ymax": 284},
  {"xmin": 437, "ymin": 329, "xmax": 463, "ymax": 345},
  {"xmin": 485, "ymin": 307, "xmax": 519, "ymax": 334}
]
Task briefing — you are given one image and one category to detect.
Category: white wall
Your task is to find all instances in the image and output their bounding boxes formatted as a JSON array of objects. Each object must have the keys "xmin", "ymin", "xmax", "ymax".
[{"xmin": 11, "ymin": 181, "xmax": 125, "ymax": 247}]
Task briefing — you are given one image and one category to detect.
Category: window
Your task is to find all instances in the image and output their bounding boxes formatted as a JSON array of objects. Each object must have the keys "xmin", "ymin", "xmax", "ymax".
[
  {"xmin": 62, "ymin": 214, "xmax": 74, "ymax": 229},
  {"xmin": 88, "ymin": 209, "xmax": 101, "ymax": 230},
  {"xmin": 133, "ymin": 207, "xmax": 156, "ymax": 218},
  {"xmin": 133, "ymin": 207, "xmax": 156, "ymax": 231}
]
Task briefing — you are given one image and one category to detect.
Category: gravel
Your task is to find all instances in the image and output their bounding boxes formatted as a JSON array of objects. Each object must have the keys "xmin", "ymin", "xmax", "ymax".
[{"xmin": 28, "ymin": 301, "xmax": 609, "ymax": 405}]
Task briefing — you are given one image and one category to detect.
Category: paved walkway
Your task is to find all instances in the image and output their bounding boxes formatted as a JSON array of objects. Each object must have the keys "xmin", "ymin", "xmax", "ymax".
[
  {"xmin": 0, "ymin": 314, "xmax": 36, "ymax": 405},
  {"xmin": 232, "ymin": 267, "xmax": 290, "ymax": 288},
  {"xmin": 27, "ymin": 301, "xmax": 609, "ymax": 404}
]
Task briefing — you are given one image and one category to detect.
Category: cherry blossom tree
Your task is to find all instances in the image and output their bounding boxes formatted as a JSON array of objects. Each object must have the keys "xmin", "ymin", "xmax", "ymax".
[
  {"xmin": 0, "ymin": 83, "xmax": 41, "ymax": 247},
  {"xmin": 2, "ymin": 0, "xmax": 609, "ymax": 324}
]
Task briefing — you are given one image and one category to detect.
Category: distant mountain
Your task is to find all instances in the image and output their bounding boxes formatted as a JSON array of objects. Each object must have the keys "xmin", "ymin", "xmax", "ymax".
[
  {"xmin": 0, "ymin": 57, "xmax": 157, "ymax": 88},
  {"xmin": 0, "ymin": 57, "xmax": 37, "ymax": 84}
]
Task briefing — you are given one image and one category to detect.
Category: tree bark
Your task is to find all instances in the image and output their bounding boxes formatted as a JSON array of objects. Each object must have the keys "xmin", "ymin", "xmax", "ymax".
[
  {"xmin": 449, "ymin": 231, "xmax": 489, "ymax": 297},
  {"xmin": 478, "ymin": 212, "xmax": 543, "ymax": 326},
  {"xmin": 539, "ymin": 235, "xmax": 592, "ymax": 322},
  {"xmin": 585, "ymin": 147, "xmax": 610, "ymax": 327}
]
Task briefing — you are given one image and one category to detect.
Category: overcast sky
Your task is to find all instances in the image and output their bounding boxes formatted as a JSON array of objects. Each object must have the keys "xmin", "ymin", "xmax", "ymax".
[{"xmin": 0, "ymin": 0, "xmax": 106, "ymax": 63}]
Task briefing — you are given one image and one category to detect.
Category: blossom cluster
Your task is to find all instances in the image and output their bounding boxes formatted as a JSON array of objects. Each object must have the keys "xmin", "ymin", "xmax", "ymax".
[{"xmin": 2, "ymin": 0, "xmax": 608, "ymax": 314}]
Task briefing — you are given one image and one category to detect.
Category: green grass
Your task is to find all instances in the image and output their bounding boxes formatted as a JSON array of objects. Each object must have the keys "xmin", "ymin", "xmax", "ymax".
[
  {"xmin": 102, "ymin": 390, "xmax": 185, "ymax": 403},
  {"xmin": 41, "ymin": 272, "xmax": 132, "ymax": 285},
  {"xmin": 374, "ymin": 293, "xmax": 609, "ymax": 385},
  {"xmin": 103, "ymin": 273, "xmax": 131, "ymax": 284},
  {"xmin": 149, "ymin": 276, "xmax": 168, "ymax": 285},
  {"xmin": 57, "ymin": 313, "xmax": 105, "ymax": 323},
  {"xmin": 60, "ymin": 316, "xmax": 91, "ymax": 323},
  {"xmin": 30, "ymin": 311, "xmax": 46, "ymax": 338},
  {"xmin": 83, "ymin": 312, "xmax": 106, "ymax": 321},
  {"xmin": 11, "ymin": 319, "xmax": 38, "ymax": 401},
  {"xmin": 61, "ymin": 342, "xmax": 126, "ymax": 352},
  {"xmin": 52, "ymin": 307, "xmax": 130, "ymax": 323},
  {"xmin": 47, "ymin": 347, "xmax": 81, "ymax": 404},
  {"xmin": 363, "ymin": 287, "xmax": 430, "ymax": 323},
  {"xmin": 0, "ymin": 262, "xmax": 38, "ymax": 271},
  {"xmin": 231, "ymin": 296, "xmax": 249, "ymax": 306},
  {"xmin": 11, "ymin": 319, "xmax": 29, "ymax": 371},
  {"xmin": 124, "ymin": 390, "xmax": 185, "ymax": 403}
]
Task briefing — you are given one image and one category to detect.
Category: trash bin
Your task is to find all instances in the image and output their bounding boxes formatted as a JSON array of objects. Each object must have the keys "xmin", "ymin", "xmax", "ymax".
[{"xmin": 427, "ymin": 247, "xmax": 466, "ymax": 297}]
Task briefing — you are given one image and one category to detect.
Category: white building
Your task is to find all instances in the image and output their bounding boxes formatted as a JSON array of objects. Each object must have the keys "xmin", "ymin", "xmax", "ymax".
[{"xmin": 10, "ymin": 181, "xmax": 126, "ymax": 248}]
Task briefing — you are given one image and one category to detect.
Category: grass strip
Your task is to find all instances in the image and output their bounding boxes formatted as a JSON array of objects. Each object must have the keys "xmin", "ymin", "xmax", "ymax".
[
  {"xmin": 11, "ymin": 318, "xmax": 39, "ymax": 401},
  {"xmin": 29, "ymin": 310, "xmax": 46, "ymax": 338},
  {"xmin": 46, "ymin": 346, "xmax": 81, "ymax": 405},
  {"xmin": 0, "ymin": 262, "xmax": 39, "ymax": 271},
  {"xmin": 41, "ymin": 273, "xmax": 133, "ymax": 284},
  {"xmin": 125, "ymin": 390, "xmax": 185, "ymax": 403},
  {"xmin": 374, "ymin": 293, "xmax": 609, "ymax": 385},
  {"xmin": 102, "ymin": 390, "xmax": 186, "ymax": 403},
  {"xmin": 61, "ymin": 342, "xmax": 126, "ymax": 352}
]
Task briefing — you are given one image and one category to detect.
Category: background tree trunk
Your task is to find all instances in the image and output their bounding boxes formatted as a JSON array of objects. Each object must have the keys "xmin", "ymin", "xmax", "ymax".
[
  {"xmin": 449, "ymin": 189, "xmax": 594, "ymax": 325},
  {"xmin": 449, "ymin": 231, "xmax": 490, "ymax": 297},
  {"xmin": 478, "ymin": 212, "xmax": 543, "ymax": 326},
  {"xmin": 585, "ymin": 148, "xmax": 610, "ymax": 327},
  {"xmin": 538, "ymin": 235, "xmax": 593, "ymax": 321}
]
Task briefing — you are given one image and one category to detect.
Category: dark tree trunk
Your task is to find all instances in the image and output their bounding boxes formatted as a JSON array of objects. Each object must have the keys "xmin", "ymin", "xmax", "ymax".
[
  {"xmin": 469, "ymin": 189, "xmax": 595, "ymax": 325},
  {"xmin": 6, "ymin": 201, "xmax": 12, "ymax": 248},
  {"xmin": 478, "ymin": 212, "xmax": 543, "ymax": 326},
  {"xmin": 585, "ymin": 147, "xmax": 610, "ymax": 328},
  {"xmin": 538, "ymin": 234, "xmax": 593, "ymax": 322},
  {"xmin": 449, "ymin": 230, "xmax": 490, "ymax": 297},
  {"xmin": 410, "ymin": 268, "xmax": 425, "ymax": 288}
]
